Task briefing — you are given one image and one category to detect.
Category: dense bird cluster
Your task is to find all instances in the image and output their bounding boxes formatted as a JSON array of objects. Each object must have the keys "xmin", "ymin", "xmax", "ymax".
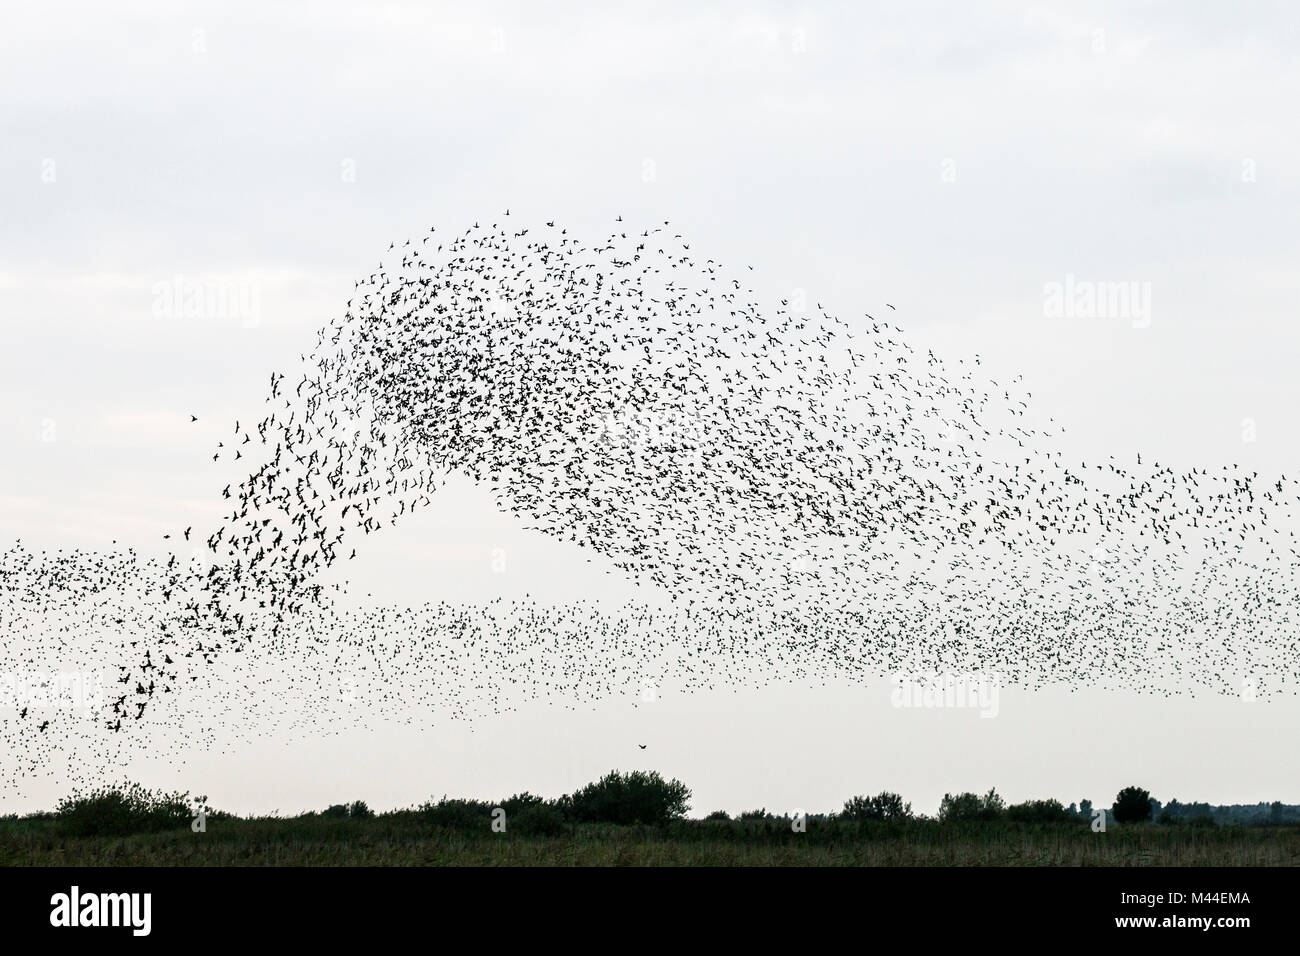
[{"xmin": 2, "ymin": 216, "xmax": 1297, "ymax": 789}]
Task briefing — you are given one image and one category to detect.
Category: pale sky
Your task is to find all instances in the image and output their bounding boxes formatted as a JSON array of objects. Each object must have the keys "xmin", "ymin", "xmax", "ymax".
[{"xmin": 3, "ymin": 0, "xmax": 1300, "ymax": 815}]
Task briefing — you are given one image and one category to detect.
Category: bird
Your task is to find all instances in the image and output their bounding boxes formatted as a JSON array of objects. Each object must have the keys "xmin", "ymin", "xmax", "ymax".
[{"xmin": 2, "ymin": 211, "xmax": 1294, "ymax": 779}]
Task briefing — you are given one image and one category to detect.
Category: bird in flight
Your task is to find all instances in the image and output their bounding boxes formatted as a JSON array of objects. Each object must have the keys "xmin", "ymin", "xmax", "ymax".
[{"xmin": 4, "ymin": 211, "xmax": 1295, "ymax": 762}]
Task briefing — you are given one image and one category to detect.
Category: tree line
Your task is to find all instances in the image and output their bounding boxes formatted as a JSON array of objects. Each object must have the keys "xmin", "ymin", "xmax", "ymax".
[{"xmin": 7, "ymin": 775, "xmax": 1299, "ymax": 837}]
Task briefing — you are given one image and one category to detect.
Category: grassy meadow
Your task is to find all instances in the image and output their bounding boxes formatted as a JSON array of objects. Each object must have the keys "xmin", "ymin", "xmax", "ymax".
[{"xmin": 3, "ymin": 813, "xmax": 1299, "ymax": 866}]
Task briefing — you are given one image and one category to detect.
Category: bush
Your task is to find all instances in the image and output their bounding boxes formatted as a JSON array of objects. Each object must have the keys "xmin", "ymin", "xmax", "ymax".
[
  {"xmin": 321, "ymin": 804, "xmax": 350, "ymax": 819},
  {"xmin": 939, "ymin": 789, "xmax": 1006, "ymax": 823},
  {"xmin": 511, "ymin": 802, "xmax": 568, "ymax": 836},
  {"xmin": 348, "ymin": 800, "xmax": 374, "ymax": 819},
  {"xmin": 419, "ymin": 797, "xmax": 496, "ymax": 829},
  {"xmin": 704, "ymin": 810, "xmax": 731, "ymax": 821},
  {"xmin": 568, "ymin": 770, "xmax": 691, "ymax": 825},
  {"xmin": 499, "ymin": 792, "xmax": 545, "ymax": 816},
  {"xmin": 842, "ymin": 792, "xmax": 912, "ymax": 822},
  {"xmin": 56, "ymin": 783, "xmax": 198, "ymax": 836},
  {"xmin": 1006, "ymin": 799, "xmax": 1074, "ymax": 824},
  {"xmin": 1112, "ymin": 786, "xmax": 1153, "ymax": 824}
]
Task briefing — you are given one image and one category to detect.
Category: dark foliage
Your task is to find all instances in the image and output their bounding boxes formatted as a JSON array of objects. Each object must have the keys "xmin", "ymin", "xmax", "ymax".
[
  {"xmin": 567, "ymin": 770, "xmax": 691, "ymax": 825},
  {"xmin": 842, "ymin": 791, "xmax": 913, "ymax": 822},
  {"xmin": 1006, "ymin": 798, "xmax": 1075, "ymax": 824},
  {"xmin": 1112, "ymin": 786, "xmax": 1153, "ymax": 824},
  {"xmin": 55, "ymin": 783, "xmax": 199, "ymax": 837},
  {"xmin": 938, "ymin": 789, "xmax": 1005, "ymax": 822},
  {"xmin": 36, "ymin": 775, "xmax": 1300, "ymax": 843},
  {"xmin": 511, "ymin": 801, "xmax": 568, "ymax": 836},
  {"xmin": 419, "ymin": 797, "xmax": 496, "ymax": 829},
  {"xmin": 498, "ymin": 792, "xmax": 545, "ymax": 815}
]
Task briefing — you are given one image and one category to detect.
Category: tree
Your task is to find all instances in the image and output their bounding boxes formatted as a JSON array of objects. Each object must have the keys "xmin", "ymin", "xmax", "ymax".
[
  {"xmin": 1007, "ymin": 798, "xmax": 1073, "ymax": 823},
  {"xmin": 1112, "ymin": 786, "xmax": 1153, "ymax": 824},
  {"xmin": 55, "ymin": 783, "xmax": 194, "ymax": 836},
  {"xmin": 568, "ymin": 770, "xmax": 691, "ymax": 825},
  {"xmin": 498, "ymin": 792, "xmax": 545, "ymax": 815},
  {"xmin": 842, "ymin": 791, "xmax": 912, "ymax": 822},
  {"xmin": 938, "ymin": 789, "xmax": 1005, "ymax": 822}
]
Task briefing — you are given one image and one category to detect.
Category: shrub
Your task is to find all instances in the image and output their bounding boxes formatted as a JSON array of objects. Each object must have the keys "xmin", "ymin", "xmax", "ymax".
[
  {"xmin": 568, "ymin": 770, "xmax": 691, "ymax": 825},
  {"xmin": 939, "ymin": 789, "xmax": 1006, "ymax": 822},
  {"xmin": 56, "ymin": 783, "xmax": 197, "ymax": 836},
  {"xmin": 1112, "ymin": 786, "xmax": 1153, "ymax": 824},
  {"xmin": 419, "ymin": 797, "xmax": 496, "ymax": 829},
  {"xmin": 842, "ymin": 791, "xmax": 912, "ymax": 822},
  {"xmin": 1006, "ymin": 798, "xmax": 1074, "ymax": 824},
  {"xmin": 511, "ymin": 801, "xmax": 568, "ymax": 836},
  {"xmin": 348, "ymin": 800, "xmax": 374, "ymax": 819},
  {"xmin": 499, "ymin": 792, "xmax": 545, "ymax": 816},
  {"xmin": 704, "ymin": 810, "xmax": 731, "ymax": 821},
  {"xmin": 321, "ymin": 804, "xmax": 349, "ymax": 819}
]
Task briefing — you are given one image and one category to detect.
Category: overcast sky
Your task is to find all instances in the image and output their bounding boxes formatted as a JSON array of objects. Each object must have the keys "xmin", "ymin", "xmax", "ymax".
[{"xmin": 4, "ymin": 0, "xmax": 1300, "ymax": 815}]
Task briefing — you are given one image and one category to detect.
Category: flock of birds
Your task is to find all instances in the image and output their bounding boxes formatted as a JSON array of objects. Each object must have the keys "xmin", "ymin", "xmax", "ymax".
[{"xmin": 2, "ymin": 215, "xmax": 1298, "ymax": 789}]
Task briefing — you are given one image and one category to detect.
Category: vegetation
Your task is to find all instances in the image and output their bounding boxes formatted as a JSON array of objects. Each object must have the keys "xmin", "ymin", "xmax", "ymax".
[
  {"xmin": 51, "ymin": 783, "xmax": 209, "ymax": 837},
  {"xmin": 567, "ymin": 770, "xmax": 691, "ymax": 825},
  {"xmin": 1112, "ymin": 786, "xmax": 1153, "ymax": 825},
  {"xmin": 320, "ymin": 801, "xmax": 373, "ymax": 820},
  {"xmin": 842, "ymin": 791, "xmax": 912, "ymax": 822},
  {"xmin": 1006, "ymin": 798, "xmax": 1074, "ymax": 824},
  {"xmin": 2, "ymin": 776, "xmax": 1297, "ymax": 865},
  {"xmin": 938, "ymin": 789, "xmax": 1005, "ymax": 822}
]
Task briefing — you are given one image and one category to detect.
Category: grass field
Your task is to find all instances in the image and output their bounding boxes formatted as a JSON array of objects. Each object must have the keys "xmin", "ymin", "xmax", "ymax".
[{"xmin": 4, "ymin": 815, "xmax": 1298, "ymax": 866}]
